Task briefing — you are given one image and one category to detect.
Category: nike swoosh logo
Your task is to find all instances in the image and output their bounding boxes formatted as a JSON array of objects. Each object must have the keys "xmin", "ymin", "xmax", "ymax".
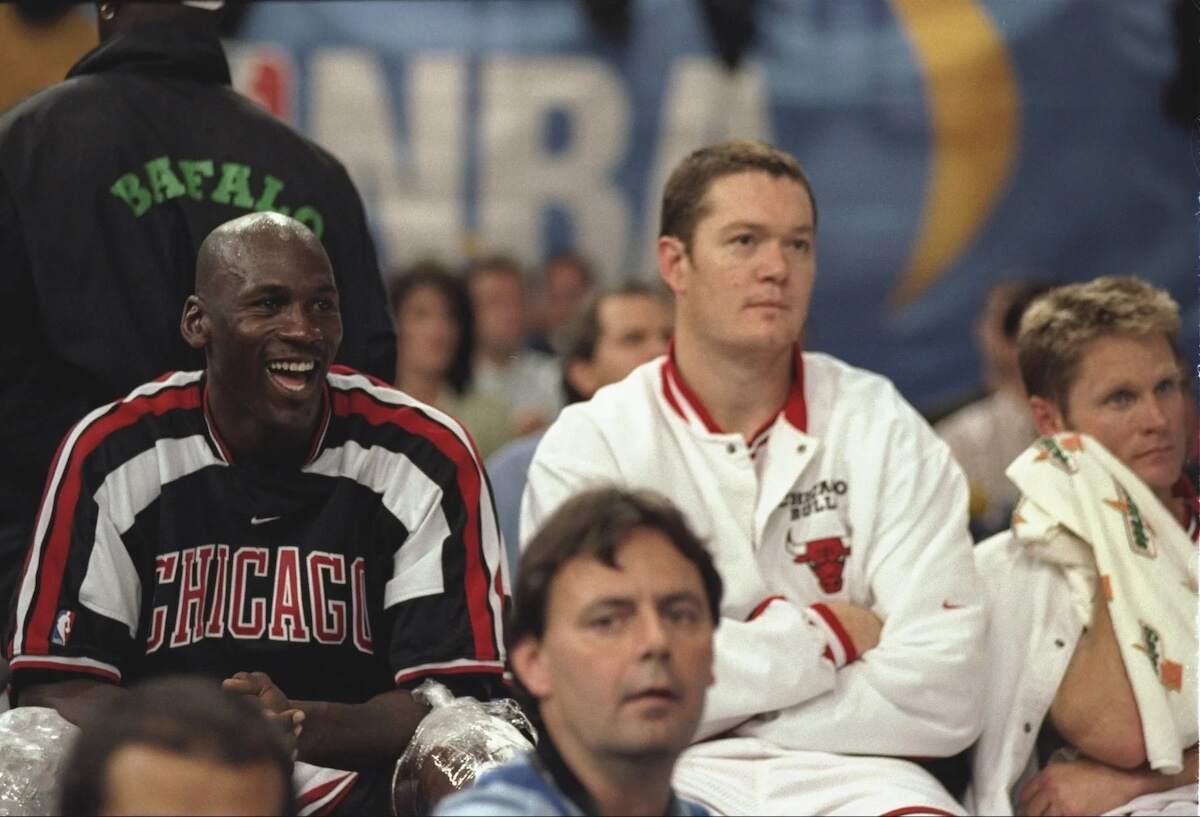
[
  {"xmin": 250, "ymin": 515, "xmax": 282, "ymax": 526},
  {"xmin": 942, "ymin": 600, "xmax": 964, "ymax": 610}
]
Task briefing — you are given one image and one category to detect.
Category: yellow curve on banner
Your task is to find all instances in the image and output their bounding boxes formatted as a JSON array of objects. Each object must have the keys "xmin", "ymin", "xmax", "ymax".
[{"xmin": 888, "ymin": 0, "xmax": 1020, "ymax": 306}]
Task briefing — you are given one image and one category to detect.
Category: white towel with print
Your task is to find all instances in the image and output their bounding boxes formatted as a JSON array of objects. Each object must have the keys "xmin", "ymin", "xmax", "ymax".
[{"xmin": 1007, "ymin": 432, "xmax": 1197, "ymax": 775}]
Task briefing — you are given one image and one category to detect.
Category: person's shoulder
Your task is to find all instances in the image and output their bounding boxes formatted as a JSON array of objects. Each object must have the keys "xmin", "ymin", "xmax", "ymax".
[
  {"xmin": 433, "ymin": 754, "xmax": 571, "ymax": 816},
  {"xmin": 53, "ymin": 371, "xmax": 207, "ymax": 482},
  {"xmin": 0, "ymin": 75, "xmax": 106, "ymax": 138},
  {"xmin": 803, "ymin": 351, "xmax": 922, "ymax": 426},
  {"xmin": 325, "ymin": 367, "xmax": 480, "ymax": 455},
  {"xmin": 543, "ymin": 358, "xmax": 663, "ymax": 442}
]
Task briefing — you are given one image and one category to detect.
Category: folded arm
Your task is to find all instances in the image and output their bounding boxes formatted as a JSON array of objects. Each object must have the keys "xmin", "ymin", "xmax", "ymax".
[{"xmin": 1049, "ymin": 575, "xmax": 1146, "ymax": 769}]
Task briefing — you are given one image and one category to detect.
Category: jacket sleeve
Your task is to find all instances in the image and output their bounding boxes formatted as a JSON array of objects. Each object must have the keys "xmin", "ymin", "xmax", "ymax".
[
  {"xmin": 521, "ymin": 408, "xmax": 840, "ymax": 739},
  {"xmin": 744, "ymin": 413, "xmax": 987, "ymax": 757}
]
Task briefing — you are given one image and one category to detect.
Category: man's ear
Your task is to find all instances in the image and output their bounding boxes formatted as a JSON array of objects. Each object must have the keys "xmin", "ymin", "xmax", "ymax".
[
  {"xmin": 180, "ymin": 295, "xmax": 211, "ymax": 350},
  {"xmin": 1028, "ymin": 395, "xmax": 1067, "ymax": 437},
  {"xmin": 510, "ymin": 637, "xmax": 551, "ymax": 699},
  {"xmin": 657, "ymin": 235, "xmax": 689, "ymax": 296}
]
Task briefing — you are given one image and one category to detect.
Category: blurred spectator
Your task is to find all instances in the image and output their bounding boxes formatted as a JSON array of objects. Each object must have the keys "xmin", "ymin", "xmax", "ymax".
[
  {"xmin": 390, "ymin": 262, "xmax": 512, "ymax": 459},
  {"xmin": 935, "ymin": 280, "xmax": 1052, "ymax": 539},
  {"xmin": 58, "ymin": 676, "xmax": 293, "ymax": 817},
  {"xmin": 435, "ymin": 488, "xmax": 718, "ymax": 816},
  {"xmin": 487, "ymin": 282, "xmax": 672, "ymax": 571},
  {"xmin": 467, "ymin": 256, "xmax": 562, "ymax": 436},
  {"xmin": 0, "ymin": 0, "xmax": 395, "ymax": 636},
  {"xmin": 528, "ymin": 252, "xmax": 596, "ymax": 356}
]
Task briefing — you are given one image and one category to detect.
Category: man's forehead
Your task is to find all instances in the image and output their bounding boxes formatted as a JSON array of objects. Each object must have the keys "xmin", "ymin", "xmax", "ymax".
[
  {"xmin": 701, "ymin": 171, "xmax": 814, "ymax": 224},
  {"xmin": 552, "ymin": 536, "xmax": 703, "ymax": 601}
]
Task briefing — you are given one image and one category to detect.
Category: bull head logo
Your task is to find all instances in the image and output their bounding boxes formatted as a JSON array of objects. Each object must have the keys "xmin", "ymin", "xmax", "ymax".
[{"xmin": 786, "ymin": 530, "xmax": 851, "ymax": 594}]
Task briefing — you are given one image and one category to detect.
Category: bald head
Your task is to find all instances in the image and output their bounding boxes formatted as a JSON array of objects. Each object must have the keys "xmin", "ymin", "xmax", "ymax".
[{"xmin": 196, "ymin": 212, "xmax": 328, "ymax": 303}]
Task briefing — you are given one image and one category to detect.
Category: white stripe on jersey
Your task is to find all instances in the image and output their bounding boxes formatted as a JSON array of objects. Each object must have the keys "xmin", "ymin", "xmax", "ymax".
[
  {"xmin": 82, "ymin": 435, "xmax": 223, "ymax": 637},
  {"xmin": 13, "ymin": 373, "xmax": 208, "ymax": 655},
  {"xmin": 328, "ymin": 371, "xmax": 507, "ymax": 651},
  {"xmin": 393, "ymin": 657, "xmax": 507, "ymax": 685},
  {"xmin": 9, "ymin": 653, "xmax": 122, "ymax": 681},
  {"xmin": 305, "ymin": 440, "xmax": 450, "ymax": 608}
]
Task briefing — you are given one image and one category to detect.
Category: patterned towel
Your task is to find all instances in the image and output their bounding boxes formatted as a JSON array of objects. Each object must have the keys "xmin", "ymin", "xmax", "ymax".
[{"xmin": 1007, "ymin": 433, "xmax": 1197, "ymax": 775}]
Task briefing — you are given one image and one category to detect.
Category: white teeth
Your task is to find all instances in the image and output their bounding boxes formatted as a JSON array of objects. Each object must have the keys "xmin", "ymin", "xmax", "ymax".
[{"xmin": 266, "ymin": 360, "xmax": 315, "ymax": 373}]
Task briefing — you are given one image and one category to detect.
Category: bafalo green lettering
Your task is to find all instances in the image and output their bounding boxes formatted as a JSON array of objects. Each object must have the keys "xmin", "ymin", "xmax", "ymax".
[
  {"xmin": 210, "ymin": 162, "xmax": 255, "ymax": 208},
  {"xmin": 293, "ymin": 206, "xmax": 324, "ymax": 240},
  {"xmin": 108, "ymin": 158, "xmax": 324, "ymax": 238},
  {"xmin": 144, "ymin": 156, "xmax": 187, "ymax": 203},
  {"xmin": 177, "ymin": 160, "xmax": 214, "ymax": 201},
  {"xmin": 254, "ymin": 174, "xmax": 286, "ymax": 212},
  {"xmin": 110, "ymin": 173, "xmax": 152, "ymax": 217}
]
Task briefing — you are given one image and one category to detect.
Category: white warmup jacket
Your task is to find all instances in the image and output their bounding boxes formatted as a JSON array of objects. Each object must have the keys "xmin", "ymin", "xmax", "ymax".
[
  {"xmin": 521, "ymin": 351, "xmax": 986, "ymax": 759},
  {"xmin": 969, "ymin": 527, "xmax": 1199, "ymax": 817}
]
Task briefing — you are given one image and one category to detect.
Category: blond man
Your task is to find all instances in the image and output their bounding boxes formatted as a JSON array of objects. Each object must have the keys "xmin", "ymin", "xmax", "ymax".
[{"xmin": 969, "ymin": 276, "xmax": 1198, "ymax": 816}]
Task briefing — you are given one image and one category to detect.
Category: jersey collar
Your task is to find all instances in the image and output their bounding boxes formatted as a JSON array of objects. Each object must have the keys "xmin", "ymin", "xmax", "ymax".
[
  {"xmin": 660, "ymin": 340, "xmax": 807, "ymax": 442},
  {"xmin": 201, "ymin": 375, "xmax": 332, "ymax": 467}
]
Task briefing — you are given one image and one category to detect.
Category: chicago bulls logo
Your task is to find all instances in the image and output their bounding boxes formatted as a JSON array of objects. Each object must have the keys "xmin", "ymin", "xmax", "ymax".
[{"xmin": 786, "ymin": 530, "xmax": 851, "ymax": 593}]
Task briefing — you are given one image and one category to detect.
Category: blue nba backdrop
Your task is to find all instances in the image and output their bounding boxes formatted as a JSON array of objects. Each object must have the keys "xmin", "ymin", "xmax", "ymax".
[{"xmin": 225, "ymin": 0, "xmax": 1195, "ymax": 411}]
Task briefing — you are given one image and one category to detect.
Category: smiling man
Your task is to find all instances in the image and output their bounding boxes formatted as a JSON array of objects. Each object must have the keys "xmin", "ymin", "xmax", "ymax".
[
  {"xmin": 437, "ymin": 488, "xmax": 718, "ymax": 816},
  {"xmin": 521, "ymin": 140, "xmax": 985, "ymax": 814},
  {"xmin": 5, "ymin": 213, "xmax": 507, "ymax": 813},
  {"xmin": 969, "ymin": 276, "xmax": 1198, "ymax": 816}
]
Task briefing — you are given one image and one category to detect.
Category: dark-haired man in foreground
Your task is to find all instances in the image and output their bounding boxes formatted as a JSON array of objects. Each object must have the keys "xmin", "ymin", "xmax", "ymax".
[
  {"xmin": 438, "ymin": 487, "xmax": 716, "ymax": 816},
  {"xmin": 7, "ymin": 212, "xmax": 506, "ymax": 813},
  {"xmin": 59, "ymin": 676, "xmax": 293, "ymax": 817}
]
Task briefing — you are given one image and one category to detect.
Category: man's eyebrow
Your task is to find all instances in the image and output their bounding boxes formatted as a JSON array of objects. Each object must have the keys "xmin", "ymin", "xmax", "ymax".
[
  {"xmin": 582, "ymin": 596, "xmax": 636, "ymax": 609},
  {"xmin": 717, "ymin": 220, "xmax": 813, "ymax": 234},
  {"xmin": 657, "ymin": 590, "xmax": 706, "ymax": 606}
]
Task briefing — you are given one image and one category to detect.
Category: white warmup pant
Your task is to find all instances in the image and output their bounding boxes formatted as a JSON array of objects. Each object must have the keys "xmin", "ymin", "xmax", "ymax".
[
  {"xmin": 673, "ymin": 736, "xmax": 964, "ymax": 816},
  {"xmin": 1103, "ymin": 784, "xmax": 1198, "ymax": 817}
]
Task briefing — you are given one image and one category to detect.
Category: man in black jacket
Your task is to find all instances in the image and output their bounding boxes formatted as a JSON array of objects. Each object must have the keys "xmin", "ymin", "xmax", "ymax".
[{"xmin": 0, "ymin": 0, "xmax": 396, "ymax": 623}]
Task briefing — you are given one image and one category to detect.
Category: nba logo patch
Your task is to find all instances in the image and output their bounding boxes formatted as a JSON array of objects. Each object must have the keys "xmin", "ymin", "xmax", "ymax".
[{"xmin": 50, "ymin": 609, "xmax": 74, "ymax": 646}]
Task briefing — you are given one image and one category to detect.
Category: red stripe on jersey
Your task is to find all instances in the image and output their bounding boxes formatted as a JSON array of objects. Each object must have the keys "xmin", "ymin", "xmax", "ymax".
[
  {"xmin": 879, "ymin": 807, "xmax": 956, "ymax": 816},
  {"xmin": 661, "ymin": 342, "xmax": 809, "ymax": 436},
  {"xmin": 330, "ymin": 389, "xmax": 498, "ymax": 662},
  {"xmin": 296, "ymin": 773, "xmax": 356, "ymax": 809},
  {"xmin": 394, "ymin": 662, "xmax": 505, "ymax": 686},
  {"xmin": 312, "ymin": 782, "xmax": 356, "ymax": 817},
  {"xmin": 22, "ymin": 385, "xmax": 201, "ymax": 656},
  {"xmin": 747, "ymin": 595, "xmax": 786, "ymax": 621},
  {"xmin": 663, "ymin": 341, "xmax": 721, "ymax": 433},
  {"xmin": 8, "ymin": 658, "xmax": 121, "ymax": 683}
]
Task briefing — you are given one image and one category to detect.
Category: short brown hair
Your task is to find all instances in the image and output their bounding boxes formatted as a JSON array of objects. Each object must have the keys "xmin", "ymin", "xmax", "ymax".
[
  {"xmin": 1017, "ymin": 276, "xmax": 1181, "ymax": 411},
  {"xmin": 510, "ymin": 487, "xmax": 722, "ymax": 647},
  {"xmin": 659, "ymin": 140, "xmax": 817, "ymax": 249}
]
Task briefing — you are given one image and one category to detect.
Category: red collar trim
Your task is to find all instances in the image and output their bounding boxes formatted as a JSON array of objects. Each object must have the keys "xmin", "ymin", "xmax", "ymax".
[
  {"xmin": 661, "ymin": 342, "xmax": 807, "ymax": 437},
  {"xmin": 202, "ymin": 377, "xmax": 332, "ymax": 467}
]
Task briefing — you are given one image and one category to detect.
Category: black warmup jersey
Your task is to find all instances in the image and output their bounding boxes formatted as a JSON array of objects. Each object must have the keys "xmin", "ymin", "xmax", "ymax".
[
  {"xmin": 0, "ymin": 25, "xmax": 396, "ymax": 605},
  {"xmin": 6, "ymin": 368, "xmax": 507, "ymax": 705}
]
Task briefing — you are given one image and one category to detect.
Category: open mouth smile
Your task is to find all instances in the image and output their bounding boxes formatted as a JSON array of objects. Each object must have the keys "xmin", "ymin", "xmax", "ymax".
[{"xmin": 265, "ymin": 358, "xmax": 318, "ymax": 393}]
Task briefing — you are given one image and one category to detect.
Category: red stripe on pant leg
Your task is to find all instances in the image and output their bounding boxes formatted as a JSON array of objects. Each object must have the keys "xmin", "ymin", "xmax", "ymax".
[{"xmin": 879, "ymin": 806, "xmax": 957, "ymax": 816}]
